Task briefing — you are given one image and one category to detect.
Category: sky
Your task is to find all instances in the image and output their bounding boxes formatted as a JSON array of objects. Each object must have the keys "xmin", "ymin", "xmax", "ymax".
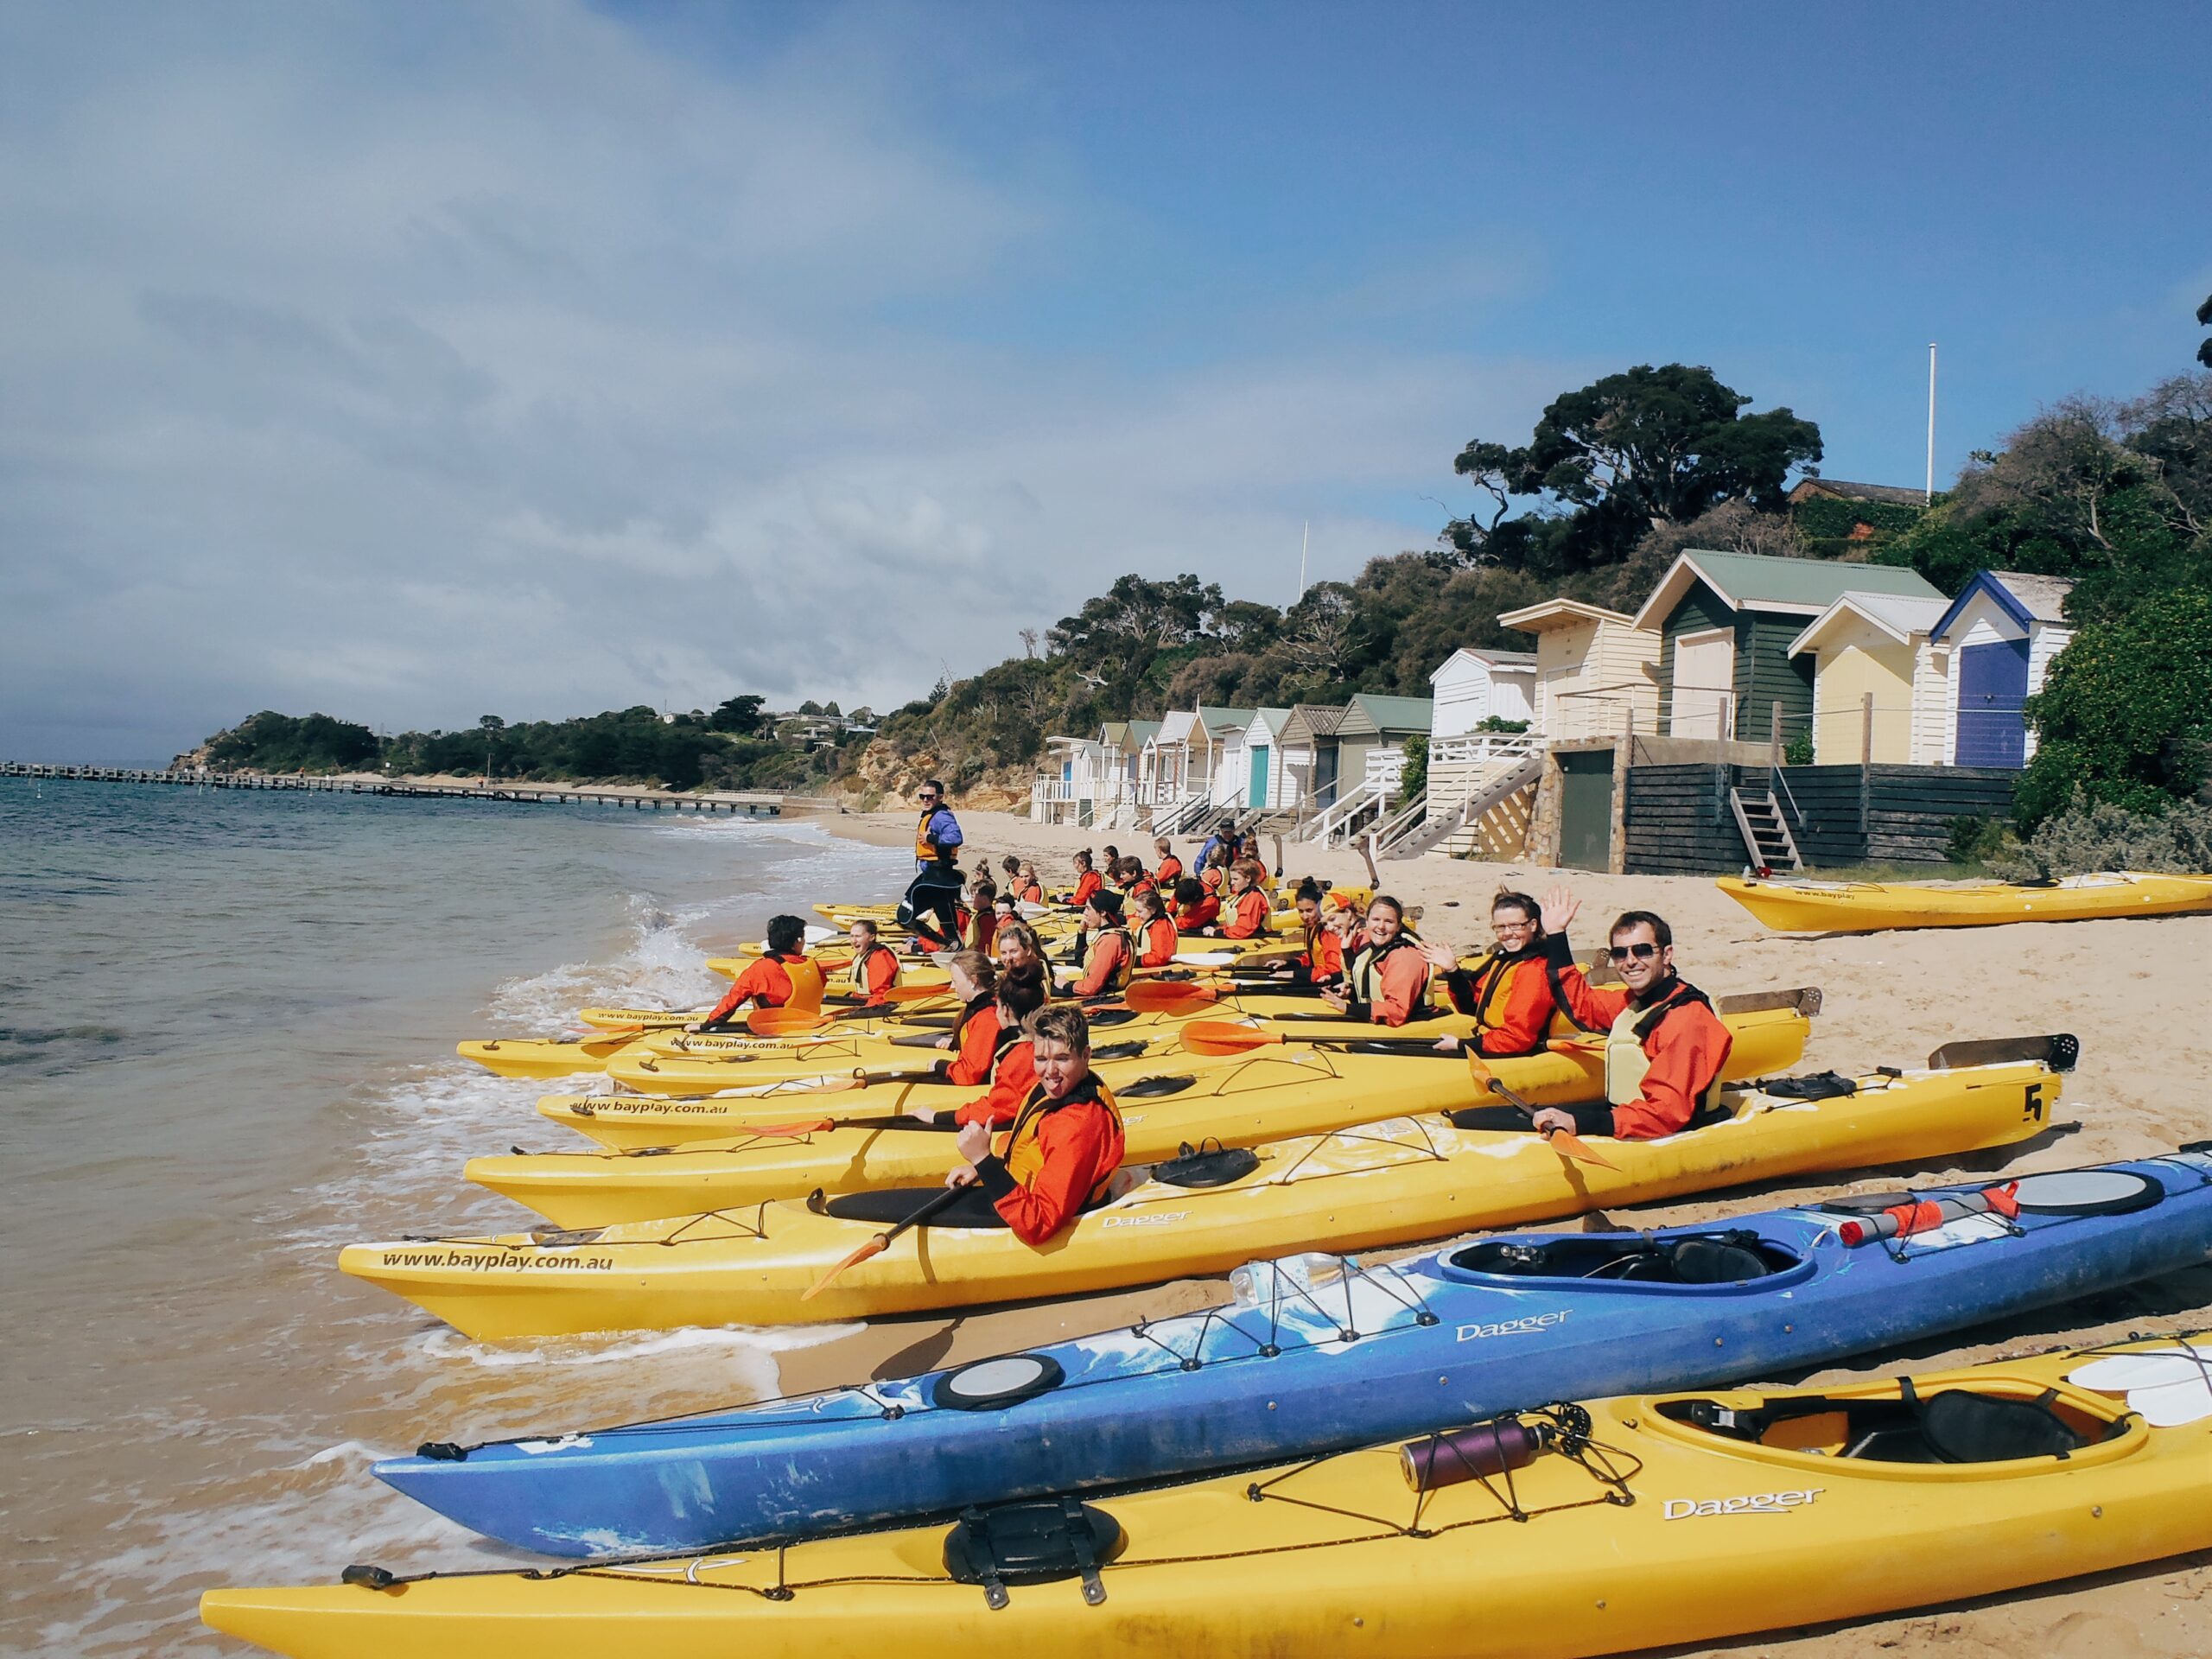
[{"xmin": 1, "ymin": 2, "xmax": 2205, "ymax": 764}]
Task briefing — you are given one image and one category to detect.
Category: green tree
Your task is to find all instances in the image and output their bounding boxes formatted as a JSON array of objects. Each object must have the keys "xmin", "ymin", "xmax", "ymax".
[
  {"xmin": 2017, "ymin": 588, "xmax": 2212, "ymax": 830},
  {"xmin": 709, "ymin": 694, "xmax": 766, "ymax": 735},
  {"xmin": 1445, "ymin": 364, "xmax": 1822, "ymax": 574}
]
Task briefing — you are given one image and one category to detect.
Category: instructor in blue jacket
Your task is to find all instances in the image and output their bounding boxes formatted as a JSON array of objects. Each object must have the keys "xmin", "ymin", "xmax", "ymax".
[{"xmin": 899, "ymin": 779, "xmax": 966, "ymax": 950}]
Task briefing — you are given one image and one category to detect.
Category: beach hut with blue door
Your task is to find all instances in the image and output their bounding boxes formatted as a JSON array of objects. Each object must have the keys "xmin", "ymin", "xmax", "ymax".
[
  {"xmin": 1239, "ymin": 708, "xmax": 1300, "ymax": 809},
  {"xmin": 1927, "ymin": 572, "xmax": 2075, "ymax": 767}
]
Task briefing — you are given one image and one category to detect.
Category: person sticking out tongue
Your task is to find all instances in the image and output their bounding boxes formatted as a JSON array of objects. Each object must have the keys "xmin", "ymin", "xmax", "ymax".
[{"xmin": 949, "ymin": 1003, "xmax": 1125, "ymax": 1246}]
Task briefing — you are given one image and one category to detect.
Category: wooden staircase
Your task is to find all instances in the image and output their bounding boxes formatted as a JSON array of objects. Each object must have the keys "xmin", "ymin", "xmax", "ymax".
[
  {"xmin": 1728, "ymin": 785, "xmax": 1802, "ymax": 874},
  {"xmin": 1382, "ymin": 754, "xmax": 1542, "ymax": 861}
]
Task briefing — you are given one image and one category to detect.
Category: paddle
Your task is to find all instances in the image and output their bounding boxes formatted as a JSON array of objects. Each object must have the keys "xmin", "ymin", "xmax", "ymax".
[
  {"xmin": 1465, "ymin": 1056, "xmax": 1618, "ymax": 1170},
  {"xmin": 1176, "ymin": 1020, "xmax": 1472, "ymax": 1059},
  {"xmin": 742, "ymin": 1110, "xmax": 962, "ymax": 1137},
  {"xmin": 1122, "ymin": 981, "xmax": 1218, "ymax": 1014},
  {"xmin": 804, "ymin": 1184, "xmax": 970, "ymax": 1300},
  {"xmin": 747, "ymin": 1007, "xmax": 836, "ymax": 1036}
]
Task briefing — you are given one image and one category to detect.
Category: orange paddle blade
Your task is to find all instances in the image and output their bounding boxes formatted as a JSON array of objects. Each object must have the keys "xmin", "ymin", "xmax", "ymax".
[
  {"xmin": 748, "ymin": 1007, "xmax": 834, "ymax": 1036},
  {"xmin": 880, "ymin": 984, "xmax": 953, "ymax": 1003},
  {"xmin": 1177, "ymin": 1020, "xmax": 1281, "ymax": 1057},
  {"xmin": 801, "ymin": 1234, "xmax": 887, "ymax": 1300},
  {"xmin": 1125, "ymin": 981, "xmax": 1218, "ymax": 1013},
  {"xmin": 744, "ymin": 1117, "xmax": 837, "ymax": 1138},
  {"xmin": 1544, "ymin": 1128, "xmax": 1621, "ymax": 1171}
]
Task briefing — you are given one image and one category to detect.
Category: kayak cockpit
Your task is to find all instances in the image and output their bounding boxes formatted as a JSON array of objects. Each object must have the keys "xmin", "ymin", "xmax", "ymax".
[
  {"xmin": 1645, "ymin": 1375, "xmax": 2142, "ymax": 1475},
  {"xmin": 1439, "ymin": 1230, "xmax": 1816, "ymax": 1292}
]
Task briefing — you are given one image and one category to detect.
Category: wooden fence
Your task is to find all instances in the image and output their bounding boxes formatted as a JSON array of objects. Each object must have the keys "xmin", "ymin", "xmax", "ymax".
[{"xmin": 1624, "ymin": 762, "xmax": 2015, "ymax": 875}]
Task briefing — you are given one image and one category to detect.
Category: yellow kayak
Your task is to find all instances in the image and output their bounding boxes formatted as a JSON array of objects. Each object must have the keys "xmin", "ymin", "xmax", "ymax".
[
  {"xmin": 548, "ymin": 994, "xmax": 1815, "ymax": 1149},
  {"xmin": 340, "ymin": 1047, "xmax": 2060, "ymax": 1338},
  {"xmin": 574, "ymin": 1006, "xmax": 710, "ymax": 1033},
  {"xmin": 483, "ymin": 1002, "xmax": 1815, "ymax": 1220},
  {"xmin": 203, "ymin": 1335, "xmax": 2203, "ymax": 1659},
  {"xmin": 1719, "ymin": 870, "xmax": 2212, "ymax": 932}
]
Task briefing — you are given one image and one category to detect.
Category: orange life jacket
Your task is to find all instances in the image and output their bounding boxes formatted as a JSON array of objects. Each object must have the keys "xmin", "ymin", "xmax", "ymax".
[{"xmin": 1001, "ymin": 1075, "xmax": 1123, "ymax": 1198}]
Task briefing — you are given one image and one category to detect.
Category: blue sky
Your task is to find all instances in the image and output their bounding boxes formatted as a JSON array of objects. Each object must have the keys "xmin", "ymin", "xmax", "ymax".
[{"xmin": 2, "ymin": 2, "xmax": 2205, "ymax": 763}]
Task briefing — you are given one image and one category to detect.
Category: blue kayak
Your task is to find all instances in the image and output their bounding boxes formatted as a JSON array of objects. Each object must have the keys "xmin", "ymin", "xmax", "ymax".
[{"xmin": 377, "ymin": 1152, "xmax": 2212, "ymax": 1556}]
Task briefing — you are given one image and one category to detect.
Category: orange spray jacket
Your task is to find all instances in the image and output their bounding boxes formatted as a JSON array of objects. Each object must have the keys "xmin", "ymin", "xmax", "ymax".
[
  {"xmin": 705, "ymin": 953, "xmax": 825, "ymax": 1025},
  {"xmin": 972, "ymin": 1073, "xmax": 1125, "ymax": 1245},
  {"xmin": 1540, "ymin": 934, "xmax": 1733, "ymax": 1140}
]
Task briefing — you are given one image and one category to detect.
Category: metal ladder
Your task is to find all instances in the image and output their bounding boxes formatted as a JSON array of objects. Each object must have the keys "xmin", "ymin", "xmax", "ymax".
[{"xmin": 1728, "ymin": 785, "xmax": 1802, "ymax": 873}]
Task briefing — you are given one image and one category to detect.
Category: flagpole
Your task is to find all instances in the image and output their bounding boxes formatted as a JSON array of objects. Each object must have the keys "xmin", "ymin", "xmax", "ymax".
[
  {"xmin": 1297, "ymin": 520, "xmax": 1309, "ymax": 601},
  {"xmin": 1925, "ymin": 343, "xmax": 1937, "ymax": 505}
]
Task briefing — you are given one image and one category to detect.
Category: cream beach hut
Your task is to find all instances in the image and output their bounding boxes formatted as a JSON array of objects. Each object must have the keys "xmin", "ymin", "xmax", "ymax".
[
  {"xmin": 1785, "ymin": 592, "xmax": 1952, "ymax": 764},
  {"xmin": 1494, "ymin": 599, "xmax": 1662, "ymax": 740}
]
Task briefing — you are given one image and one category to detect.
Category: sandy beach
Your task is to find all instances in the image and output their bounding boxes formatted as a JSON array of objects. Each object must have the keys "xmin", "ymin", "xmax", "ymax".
[{"xmin": 792, "ymin": 806, "xmax": 2212, "ymax": 1657}]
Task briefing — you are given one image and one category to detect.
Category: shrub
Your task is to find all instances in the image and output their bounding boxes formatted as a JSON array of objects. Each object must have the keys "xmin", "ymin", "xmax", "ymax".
[
  {"xmin": 1783, "ymin": 730, "xmax": 1814, "ymax": 767},
  {"xmin": 1399, "ymin": 734, "xmax": 1429, "ymax": 802},
  {"xmin": 1989, "ymin": 791, "xmax": 2212, "ymax": 880},
  {"xmin": 2016, "ymin": 588, "xmax": 2212, "ymax": 831},
  {"xmin": 1945, "ymin": 814, "xmax": 2012, "ymax": 867}
]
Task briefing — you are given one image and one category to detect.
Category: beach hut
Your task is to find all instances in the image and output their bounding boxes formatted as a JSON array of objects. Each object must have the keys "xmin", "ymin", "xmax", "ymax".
[
  {"xmin": 1278, "ymin": 702, "xmax": 1348, "ymax": 810},
  {"xmin": 1629, "ymin": 550, "xmax": 1942, "ymax": 742},
  {"xmin": 1334, "ymin": 693, "xmax": 1434, "ymax": 802},
  {"xmin": 1197, "ymin": 704, "xmax": 1257, "ymax": 809},
  {"xmin": 1141, "ymin": 711, "xmax": 1198, "ymax": 806},
  {"xmin": 1236, "ymin": 707, "xmax": 1305, "ymax": 810},
  {"xmin": 1427, "ymin": 647, "xmax": 1538, "ymax": 736},
  {"xmin": 1925, "ymin": 571, "xmax": 2075, "ymax": 767},
  {"xmin": 1494, "ymin": 599, "xmax": 1662, "ymax": 740},
  {"xmin": 1785, "ymin": 592, "xmax": 1952, "ymax": 765}
]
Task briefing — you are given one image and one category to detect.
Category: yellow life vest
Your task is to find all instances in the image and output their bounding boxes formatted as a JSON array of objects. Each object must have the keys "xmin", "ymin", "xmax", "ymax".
[
  {"xmin": 1602, "ymin": 983, "xmax": 1723, "ymax": 1111},
  {"xmin": 779, "ymin": 954, "xmax": 828, "ymax": 1015},
  {"xmin": 914, "ymin": 809, "xmax": 941, "ymax": 863},
  {"xmin": 1001, "ymin": 1077, "xmax": 1123, "ymax": 1194}
]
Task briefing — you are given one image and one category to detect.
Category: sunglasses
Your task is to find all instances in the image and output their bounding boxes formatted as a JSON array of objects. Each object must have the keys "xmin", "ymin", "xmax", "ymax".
[{"xmin": 1607, "ymin": 942, "xmax": 1659, "ymax": 963}]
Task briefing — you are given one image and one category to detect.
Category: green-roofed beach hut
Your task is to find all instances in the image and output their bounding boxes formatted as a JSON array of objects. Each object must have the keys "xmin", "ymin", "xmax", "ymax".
[
  {"xmin": 1334, "ymin": 692, "xmax": 1434, "ymax": 802},
  {"xmin": 1629, "ymin": 549, "xmax": 1942, "ymax": 741}
]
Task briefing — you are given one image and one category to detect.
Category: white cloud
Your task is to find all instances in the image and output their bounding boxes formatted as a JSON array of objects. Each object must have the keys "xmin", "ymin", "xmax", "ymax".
[{"xmin": 0, "ymin": 3, "xmax": 1569, "ymax": 763}]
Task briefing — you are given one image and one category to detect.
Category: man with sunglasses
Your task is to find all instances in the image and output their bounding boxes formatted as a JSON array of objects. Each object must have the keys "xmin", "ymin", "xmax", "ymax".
[
  {"xmin": 1499, "ymin": 885, "xmax": 1733, "ymax": 1141},
  {"xmin": 896, "ymin": 779, "xmax": 966, "ymax": 950}
]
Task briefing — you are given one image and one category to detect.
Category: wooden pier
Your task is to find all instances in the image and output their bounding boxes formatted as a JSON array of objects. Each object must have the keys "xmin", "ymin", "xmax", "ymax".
[{"xmin": 0, "ymin": 761, "xmax": 806, "ymax": 817}]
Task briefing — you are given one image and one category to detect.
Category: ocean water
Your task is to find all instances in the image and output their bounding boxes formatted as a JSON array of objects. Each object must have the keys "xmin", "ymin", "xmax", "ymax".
[{"xmin": 0, "ymin": 779, "xmax": 908, "ymax": 1656}]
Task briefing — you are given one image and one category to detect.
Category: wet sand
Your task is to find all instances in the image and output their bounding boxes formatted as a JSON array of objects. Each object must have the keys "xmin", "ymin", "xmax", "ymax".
[{"xmin": 795, "ymin": 807, "xmax": 2212, "ymax": 1657}]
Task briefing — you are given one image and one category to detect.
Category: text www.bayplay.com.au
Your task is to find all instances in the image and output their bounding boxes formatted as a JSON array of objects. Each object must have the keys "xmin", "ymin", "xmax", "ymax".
[{"xmin": 378, "ymin": 1249, "xmax": 614, "ymax": 1271}]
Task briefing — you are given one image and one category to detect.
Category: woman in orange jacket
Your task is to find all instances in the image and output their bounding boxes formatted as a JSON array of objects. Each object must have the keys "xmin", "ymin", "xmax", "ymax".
[
  {"xmin": 1068, "ymin": 850, "xmax": 1103, "ymax": 909},
  {"xmin": 1204, "ymin": 859, "xmax": 1271, "ymax": 939},
  {"xmin": 1420, "ymin": 888, "xmax": 1574, "ymax": 1058},
  {"xmin": 926, "ymin": 951, "xmax": 1004, "ymax": 1085},
  {"xmin": 1321, "ymin": 895, "xmax": 1433, "ymax": 1027},
  {"xmin": 1132, "ymin": 888, "xmax": 1182, "ymax": 968},
  {"xmin": 844, "ymin": 918, "xmax": 900, "ymax": 1004}
]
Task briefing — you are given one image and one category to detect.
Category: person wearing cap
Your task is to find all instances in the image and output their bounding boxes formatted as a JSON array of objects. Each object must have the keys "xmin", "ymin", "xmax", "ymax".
[
  {"xmin": 897, "ymin": 779, "xmax": 965, "ymax": 950},
  {"xmin": 1068, "ymin": 888, "xmax": 1135, "ymax": 996}
]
